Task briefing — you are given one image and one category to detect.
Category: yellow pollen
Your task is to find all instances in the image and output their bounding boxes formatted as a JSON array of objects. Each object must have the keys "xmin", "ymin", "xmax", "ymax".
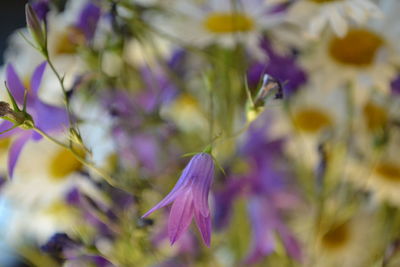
[
  {"xmin": 321, "ymin": 222, "xmax": 350, "ymax": 250},
  {"xmin": 363, "ymin": 102, "xmax": 388, "ymax": 131},
  {"xmin": 311, "ymin": 0, "xmax": 341, "ymax": 3},
  {"xmin": 374, "ymin": 162, "xmax": 400, "ymax": 183},
  {"xmin": 203, "ymin": 12, "xmax": 254, "ymax": 34},
  {"xmin": 0, "ymin": 138, "xmax": 11, "ymax": 152},
  {"xmin": 329, "ymin": 29, "xmax": 384, "ymax": 67},
  {"xmin": 22, "ymin": 76, "xmax": 31, "ymax": 91},
  {"xmin": 48, "ymin": 147, "xmax": 84, "ymax": 179},
  {"xmin": 54, "ymin": 26, "xmax": 86, "ymax": 55},
  {"xmin": 292, "ymin": 108, "xmax": 333, "ymax": 133}
]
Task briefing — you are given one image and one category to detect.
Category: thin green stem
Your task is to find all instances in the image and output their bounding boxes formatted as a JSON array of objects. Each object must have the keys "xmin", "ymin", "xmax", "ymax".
[
  {"xmin": 32, "ymin": 126, "xmax": 117, "ymax": 187},
  {"xmin": 44, "ymin": 56, "xmax": 74, "ymax": 127}
]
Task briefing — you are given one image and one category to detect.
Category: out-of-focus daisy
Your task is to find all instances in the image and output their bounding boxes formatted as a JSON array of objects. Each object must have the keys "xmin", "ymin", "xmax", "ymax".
[
  {"xmin": 271, "ymin": 86, "xmax": 347, "ymax": 167},
  {"xmin": 346, "ymin": 129, "xmax": 400, "ymax": 207},
  {"xmin": 287, "ymin": 0, "xmax": 381, "ymax": 38},
  {"xmin": 294, "ymin": 203, "xmax": 383, "ymax": 267},
  {"xmin": 154, "ymin": 0, "xmax": 283, "ymax": 56},
  {"xmin": 301, "ymin": 0, "xmax": 400, "ymax": 95},
  {"xmin": 311, "ymin": 213, "xmax": 382, "ymax": 267},
  {"xmin": 0, "ymin": 138, "xmax": 105, "ymax": 245}
]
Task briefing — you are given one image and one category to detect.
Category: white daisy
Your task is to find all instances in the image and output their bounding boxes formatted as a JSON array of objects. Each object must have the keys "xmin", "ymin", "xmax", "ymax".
[
  {"xmin": 153, "ymin": 0, "xmax": 283, "ymax": 57},
  {"xmin": 0, "ymin": 137, "xmax": 107, "ymax": 245},
  {"xmin": 287, "ymin": 0, "xmax": 381, "ymax": 38},
  {"xmin": 345, "ymin": 126, "xmax": 400, "ymax": 207},
  {"xmin": 298, "ymin": 209, "xmax": 383, "ymax": 267},
  {"xmin": 301, "ymin": 0, "xmax": 400, "ymax": 96},
  {"xmin": 270, "ymin": 85, "xmax": 348, "ymax": 167},
  {"xmin": 71, "ymin": 96, "xmax": 116, "ymax": 173}
]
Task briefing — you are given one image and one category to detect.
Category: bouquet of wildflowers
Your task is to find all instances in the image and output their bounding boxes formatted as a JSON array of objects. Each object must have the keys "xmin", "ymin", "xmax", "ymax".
[{"xmin": 0, "ymin": 0, "xmax": 400, "ymax": 266}]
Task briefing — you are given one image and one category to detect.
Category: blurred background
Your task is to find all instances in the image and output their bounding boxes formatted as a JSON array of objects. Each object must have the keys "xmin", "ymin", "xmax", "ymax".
[{"xmin": 0, "ymin": 2, "xmax": 26, "ymax": 65}]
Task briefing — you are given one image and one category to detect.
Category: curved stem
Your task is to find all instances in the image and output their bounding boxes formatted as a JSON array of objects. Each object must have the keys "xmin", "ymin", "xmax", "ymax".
[
  {"xmin": 32, "ymin": 126, "xmax": 117, "ymax": 187},
  {"xmin": 44, "ymin": 56, "xmax": 74, "ymax": 128}
]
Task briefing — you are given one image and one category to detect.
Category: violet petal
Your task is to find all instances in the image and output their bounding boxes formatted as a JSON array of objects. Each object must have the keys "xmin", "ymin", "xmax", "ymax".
[
  {"xmin": 8, "ymin": 132, "xmax": 32, "ymax": 178},
  {"xmin": 168, "ymin": 190, "xmax": 194, "ymax": 245},
  {"xmin": 30, "ymin": 62, "xmax": 47, "ymax": 96},
  {"xmin": 6, "ymin": 64, "xmax": 25, "ymax": 104}
]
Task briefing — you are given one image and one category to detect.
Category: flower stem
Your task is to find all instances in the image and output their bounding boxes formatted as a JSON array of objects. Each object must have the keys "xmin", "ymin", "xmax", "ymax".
[
  {"xmin": 32, "ymin": 126, "xmax": 117, "ymax": 188},
  {"xmin": 44, "ymin": 55, "xmax": 75, "ymax": 128}
]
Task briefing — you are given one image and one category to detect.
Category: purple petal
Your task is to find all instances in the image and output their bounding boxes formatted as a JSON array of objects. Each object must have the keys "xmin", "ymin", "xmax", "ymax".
[
  {"xmin": 76, "ymin": 3, "xmax": 101, "ymax": 41},
  {"xmin": 33, "ymin": 101, "xmax": 69, "ymax": 140},
  {"xmin": 142, "ymin": 156, "xmax": 198, "ymax": 218},
  {"xmin": 168, "ymin": 190, "xmax": 194, "ymax": 245},
  {"xmin": 6, "ymin": 64, "xmax": 25, "ymax": 104},
  {"xmin": 192, "ymin": 153, "xmax": 214, "ymax": 217},
  {"xmin": 245, "ymin": 197, "xmax": 275, "ymax": 264},
  {"xmin": 276, "ymin": 225, "xmax": 302, "ymax": 261},
  {"xmin": 30, "ymin": 62, "xmax": 47, "ymax": 96},
  {"xmin": 32, "ymin": 1, "xmax": 50, "ymax": 21},
  {"xmin": 391, "ymin": 74, "xmax": 400, "ymax": 95},
  {"xmin": 8, "ymin": 132, "xmax": 32, "ymax": 178},
  {"xmin": 194, "ymin": 209, "xmax": 211, "ymax": 247},
  {"xmin": 0, "ymin": 120, "xmax": 22, "ymax": 138}
]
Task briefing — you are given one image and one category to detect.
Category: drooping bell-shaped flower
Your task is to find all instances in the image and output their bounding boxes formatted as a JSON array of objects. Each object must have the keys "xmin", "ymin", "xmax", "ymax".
[{"xmin": 142, "ymin": 153, "xmax": 215, "ymax": 247}]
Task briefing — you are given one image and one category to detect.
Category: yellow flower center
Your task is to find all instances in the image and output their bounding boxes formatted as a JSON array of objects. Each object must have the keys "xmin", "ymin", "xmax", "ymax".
[
  {"xmin": 203, "ymin": 12, "xmax": 254, "ymax": 34},
  {"xmin": 292, "ymin": 108, "xmax": 333, "ymax": 133},
  {"xmin": 374, "ymin": 162, "xmax": 400, "ymax": 183},
  {"xmin": 0, "ymin": 138, "xmax": 11, "ymax": 152},
  {"xmin": 363, "ymin": 102, "xmax": 388, "ymax": 131},
  {"xmin": 48, "ymin": 147, "xmax": 84, "ymax": 179},
  {"xmin": 329, "ymin": 29, "xmax": 384, "ymax": 67},
  {"xmin": 22, "ymin": 76, "xmax": 31, "ymax": 91},
  {"xmin": 311, "ymin": 0, "xmax": 341, "ymax": 3},
  {"xmin": 321, "ymin": 222, "xmax": 350, "ymax": 250},
  {"xmin": 54, "ymin": 26, "xmax": 86, "ymax": 55}
]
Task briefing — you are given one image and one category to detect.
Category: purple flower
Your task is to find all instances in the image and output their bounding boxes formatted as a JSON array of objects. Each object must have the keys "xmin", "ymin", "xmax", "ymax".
[
  {"xmin": 245, "ymin": 196, "xmax": 301, "ymax": 264},
  {"xmin": 247, "ymin": 39, "xmax": 307, "ymax": 97},
  {"xmin": 391, "ymin": 74, "xmax": 400, "ymax": 95},
  {"xmin": 32, "ymin": 0, "xmax": 50, "ymax": 21},
  {"xmin": 213, "ymin": 177, "xmax": 245, "ymax": 230},
  {"xmin": 142, "ymin": 153, "xmax": 215, "ymax": 247},
  {"xmin": 75, "ymin": 2, "xmax": 101, "ymax": 41},
  {"xmin": 0, "ymin": 63, "xmax": 68, "ymax": 177}
]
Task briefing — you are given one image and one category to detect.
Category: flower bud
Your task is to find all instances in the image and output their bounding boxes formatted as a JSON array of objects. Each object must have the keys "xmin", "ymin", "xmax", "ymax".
[
  {"xmin": 0, "ymin": 101, "xmax": 25, "ymax": 124},
  {"xmin": 25, "ymin": 4, "xmax": 46, "ymax": 51},
  {"xmin": 0, "ymin": 102, "xmax": 13, "ymax": 117}
]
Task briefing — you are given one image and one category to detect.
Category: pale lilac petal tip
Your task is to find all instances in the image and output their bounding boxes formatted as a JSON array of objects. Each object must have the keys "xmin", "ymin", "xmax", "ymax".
[
  {"xmin": 168, "ymin": 191, "xmax": 194, "ymax": 245},
  {"xmin": 194, "ymin": 209, "xmax": 211, "ymax": 247},
  {"xmin": 141, "ymin": 156, "xmax": 198, "ymax": 218},
  {"xmin": 141, "ymin": 185, "xmax": 185, "ymax": 218}
]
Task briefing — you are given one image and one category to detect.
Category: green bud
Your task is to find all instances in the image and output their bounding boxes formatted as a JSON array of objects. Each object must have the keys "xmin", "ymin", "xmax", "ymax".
[{"xmin": 25, "ymin": 4, "xmax": 46, "ymax": 51}]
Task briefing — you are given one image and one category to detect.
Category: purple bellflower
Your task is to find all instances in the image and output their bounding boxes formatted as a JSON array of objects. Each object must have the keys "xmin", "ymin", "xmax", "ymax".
[
  {"xmin": 0, "ymin": 63, "xmax": 68, "ymax": 177},
  {"xmin": 142, "ymin": 153, "xmax": 215, "ymax": 247}
]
